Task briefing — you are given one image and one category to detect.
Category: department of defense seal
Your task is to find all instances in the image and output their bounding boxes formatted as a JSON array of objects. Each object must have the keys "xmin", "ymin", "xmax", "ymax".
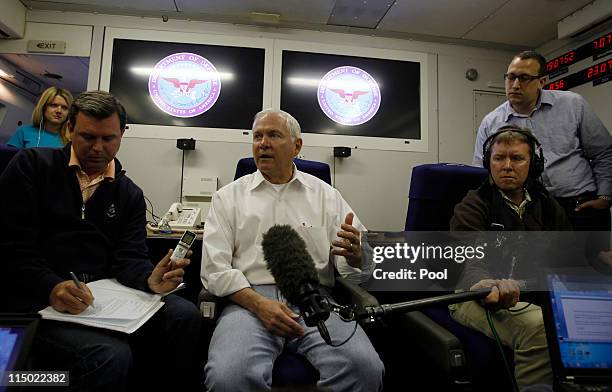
[
  {"xmin": 148, "ymin": 52, "xmax": 221, "ymax": 118},
  {"xmin": 317, "ymin": 66, "xmax": 381, "ymax": 126}
]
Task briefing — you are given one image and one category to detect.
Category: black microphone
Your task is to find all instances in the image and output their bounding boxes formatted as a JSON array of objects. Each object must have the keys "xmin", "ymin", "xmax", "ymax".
[{"xmin": 262, "ymin": 225, "xmax": 332, "ymax": 345}]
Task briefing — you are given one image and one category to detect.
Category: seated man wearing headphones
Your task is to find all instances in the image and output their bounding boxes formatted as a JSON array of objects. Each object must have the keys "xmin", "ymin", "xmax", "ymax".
[{"xmin": 449, "ymin": 125, "xmax": 572, "ymax": 389}]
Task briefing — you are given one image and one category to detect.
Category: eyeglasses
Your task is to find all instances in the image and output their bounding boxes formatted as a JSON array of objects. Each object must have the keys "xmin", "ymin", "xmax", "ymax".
[{"xmin": 504, "ymin": 73, "xmax": 541, "ymax": 83}]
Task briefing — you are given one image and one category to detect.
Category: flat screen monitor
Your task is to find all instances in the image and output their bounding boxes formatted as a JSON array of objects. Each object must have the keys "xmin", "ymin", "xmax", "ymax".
[
  {"xmin": 0, "ymin": 315, "xmax": 39, "ymax": 391},
  {"xmin": 109, "ymin": 39, "xmax": 265, "ymax": 129},
  {"xmin": 280, "ymin": 50, "xmax": 421, "ymax": 140},
  {"xmin": 546, "ymin": 273, "xmax": 612, "ymax": 373}
]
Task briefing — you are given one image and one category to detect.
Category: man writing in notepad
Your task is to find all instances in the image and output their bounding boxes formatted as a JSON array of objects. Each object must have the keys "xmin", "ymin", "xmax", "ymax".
[{"xmin": 0, "ymin": 91, "xmax": 201, "ymax": 391}]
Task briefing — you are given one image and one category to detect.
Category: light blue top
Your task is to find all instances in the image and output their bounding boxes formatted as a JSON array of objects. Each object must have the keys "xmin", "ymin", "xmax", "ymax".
[
  {"xmin": 6, "ymin": 124, "xmax": 64, "ymax": 148},
  {"xmin": 473, "ymin": 89, "xmax": 612, "ymax": 198}
]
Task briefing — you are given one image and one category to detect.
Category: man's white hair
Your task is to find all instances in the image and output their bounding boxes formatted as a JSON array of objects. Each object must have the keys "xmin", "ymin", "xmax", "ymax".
[{"xmin": 252, "ymin": 109, "xmax": 301, "ymax": 140}]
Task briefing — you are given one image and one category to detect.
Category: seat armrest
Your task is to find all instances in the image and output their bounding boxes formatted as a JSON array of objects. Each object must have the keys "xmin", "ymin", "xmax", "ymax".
[
  {"xmin": 394, "ymin": 311, "xmax": 466, "ymax": 377},
  {"xmin": 198, "ymin": 287, "xmax": 222, "ymax": 320},
  {"xmin": 332, "ymin": 276, "xmax": 380, "ymax": 308}
]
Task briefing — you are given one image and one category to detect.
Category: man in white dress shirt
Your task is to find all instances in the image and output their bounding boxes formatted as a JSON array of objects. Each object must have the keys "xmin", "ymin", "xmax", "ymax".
[{"xmin": 201, "ymin": 109, "xmax": 384, "ymax": 392}]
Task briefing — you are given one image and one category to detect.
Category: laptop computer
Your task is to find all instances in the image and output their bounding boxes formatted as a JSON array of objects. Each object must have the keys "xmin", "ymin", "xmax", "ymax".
[
  {"xmin": 542, "ymin": 271, "xmax": 612, "ymax": 391},
  {"xmin": 0, "ymin": 314, "xmax": 40, "ymax": 391}
]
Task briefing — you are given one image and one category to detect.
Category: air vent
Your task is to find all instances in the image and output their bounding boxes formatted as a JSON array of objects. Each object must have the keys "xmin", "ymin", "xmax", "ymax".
[
  {"xmin": 327, "ymin": 0, "xmax": 395, "ymax": 29},
  {"xmin": 12, "ymin": 69, "xmax": 43, "ymax": 95},
  {"xmin": 569, "ymin": 16, "xmax": 611, "ymax": 39},
  {"xmin": 558, "ymin": 0, "xmax": 612, "ymax": 39},
  {"xmin": 43, "ymin": 71, "xmax": 63, "ymax": 80}
]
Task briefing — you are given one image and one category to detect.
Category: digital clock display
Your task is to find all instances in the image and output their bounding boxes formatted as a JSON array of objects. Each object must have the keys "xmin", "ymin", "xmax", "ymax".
[
  {"xmin": 585, "ymin": 58, "xmax": 612, "ymax": 81},
  {"xmin": 545, "ymin": 31, "xmax": 611, "ymax": 76},
  {"xmin": 546, "ymin": 51, "xmax": 576, "ymax": 74},
  {"xmin": 593, "ymin": 32, "xmax": 611, "ymax": 52},
  {"xmin": 547, "ymin": 78, "xmax": 567, "ymax": 91},
  {"xmin": 545, "ymin": 58, "xmax": 612, "ymax": 90}
]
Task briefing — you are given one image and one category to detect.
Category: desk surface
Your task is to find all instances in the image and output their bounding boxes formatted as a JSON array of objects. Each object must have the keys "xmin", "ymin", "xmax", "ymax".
[{"xmin": 146, "ymin": 227, "xmax": 204, "ymax": 240}]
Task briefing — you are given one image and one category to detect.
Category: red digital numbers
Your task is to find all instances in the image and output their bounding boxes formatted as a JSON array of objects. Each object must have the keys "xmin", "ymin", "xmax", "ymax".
[
  {"xmin": 548, "ymin": 79, "xmax": 565, "ymax": 90},
  {"xmin": 593, "ymin": 33, "xmax": 612, "ymax": 50},
  {"xmin": 586, "ymin": 59, "xmax": 612, "ymax": 80},
  {"xmin": 546, "ymin": 51, "xmax": 576, "ymax": 72}
]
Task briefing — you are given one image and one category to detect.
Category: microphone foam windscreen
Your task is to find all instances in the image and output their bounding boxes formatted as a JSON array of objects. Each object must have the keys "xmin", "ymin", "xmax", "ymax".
[{"xmin": 262, "ymin": 225, "xmax": 319, "ymax": 304}]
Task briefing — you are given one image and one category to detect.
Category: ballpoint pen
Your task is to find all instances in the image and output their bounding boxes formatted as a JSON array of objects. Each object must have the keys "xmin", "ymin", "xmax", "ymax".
[
  {"xmin": 69, "ymin": 271, "xmax": 95, "ymax": 310},
  {"xmin": 69, "ymin": 271, "xmax": 82, "ymax": 290}
]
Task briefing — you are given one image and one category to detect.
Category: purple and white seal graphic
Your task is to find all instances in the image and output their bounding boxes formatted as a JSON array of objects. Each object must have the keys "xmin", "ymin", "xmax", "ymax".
[
  {"xmin": 148, "ymin": 52, "xmax": 221, "ymax": 118},
  {"xmin": 317, "ymin": 66, "xmax": 381, "ymax": 126}
]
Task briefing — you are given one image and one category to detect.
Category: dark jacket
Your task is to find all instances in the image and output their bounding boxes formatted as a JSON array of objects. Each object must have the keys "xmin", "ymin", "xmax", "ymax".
[
  {"xmin": 451, "ymin": 180, "xmax": 571, "ymax": 232},
  {"xmin": 0, "ymin": 144, "xmax": 153, "ymax": 312},
  {"xmin": 450, "ymin": 180, "xmax": 574, "ymax": 289}
]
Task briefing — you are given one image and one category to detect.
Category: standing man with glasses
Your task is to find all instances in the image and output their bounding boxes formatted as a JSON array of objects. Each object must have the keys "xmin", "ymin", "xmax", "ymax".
[{"xmin": 473, "ymin": 51, "xmax": 612, "ymax": 233}]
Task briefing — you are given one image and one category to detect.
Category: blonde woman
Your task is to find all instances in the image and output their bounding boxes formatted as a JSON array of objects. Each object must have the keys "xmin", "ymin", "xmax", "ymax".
[{"xmin": 7, "ymin": 87, "xmax": 73, "ymax": 148}]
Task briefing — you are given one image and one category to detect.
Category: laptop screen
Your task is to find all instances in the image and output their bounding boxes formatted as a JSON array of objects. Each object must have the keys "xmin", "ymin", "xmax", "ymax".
[
  {"xmin": 0, "ymin": 326, "xmax": 27, "ymax": 373},
  {"xmin": 0, "ymin": 315, "xmax": 39, "ymax": 391},
  {"xmin": 546, "ymin": 273, "xmax": 612, "ymax": 378}
]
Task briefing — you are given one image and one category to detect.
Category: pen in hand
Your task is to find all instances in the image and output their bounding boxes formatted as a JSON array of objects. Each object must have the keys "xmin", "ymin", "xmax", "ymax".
[{"xmin": 69, "ymin": 271, "xmax": 95, "ymax": 310}]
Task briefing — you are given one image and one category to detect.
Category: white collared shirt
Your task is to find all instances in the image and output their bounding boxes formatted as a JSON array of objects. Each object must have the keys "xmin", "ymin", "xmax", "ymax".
[
  {"xmin": 498, "ymin": 188, "xmax": 532, "ymax": 219},
  {"xmin": 201, "ymin": 167, "xmax": 372, "ymax": 297}
]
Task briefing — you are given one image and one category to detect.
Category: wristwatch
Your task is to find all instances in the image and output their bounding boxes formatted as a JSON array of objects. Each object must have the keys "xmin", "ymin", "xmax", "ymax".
[{"xmin": 598, "ymin": 195, "xmax": 612, "ymax": 207}]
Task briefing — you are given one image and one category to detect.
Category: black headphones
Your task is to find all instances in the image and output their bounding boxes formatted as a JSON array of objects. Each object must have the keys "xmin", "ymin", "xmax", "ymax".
[{"xmin": 482, "ymin": 125, "xmax": 545, "ymax": 179}]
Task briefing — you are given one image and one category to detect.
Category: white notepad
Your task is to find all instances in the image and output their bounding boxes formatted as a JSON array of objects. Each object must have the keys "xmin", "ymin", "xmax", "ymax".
[{"xmin": 39, "ymin": 279, "xmax": 165, "ymax": 334}]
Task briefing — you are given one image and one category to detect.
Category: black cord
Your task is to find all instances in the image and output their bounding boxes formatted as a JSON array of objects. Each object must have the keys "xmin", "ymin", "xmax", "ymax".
[
  {"xmin": 319, "ymin": 297, "xmax": 359, "ymax": 347},
  {"xmin": 143, "ymin": 195, "xmax": 161, "ymax": 223},
  {"xmin": 332, "ymin": 157, "xmax": 336, "ymax": 188},
  {"xmin": 509, "ymin": 302, "xmax": 532, "ymax": 313},
  {"xmin": 329, "ymin": 319, "xmax": 359, "ymax": 347},
  {"xmin": 486, "ymin": 309, "xmax": 520, "ymax": 392},
  {"xmin": 180, "ymin": 149, "xmax": 185, "ymax": 202}
]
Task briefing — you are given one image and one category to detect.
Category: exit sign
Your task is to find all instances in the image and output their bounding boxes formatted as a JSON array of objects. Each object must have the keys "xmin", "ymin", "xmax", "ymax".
[{"xmin": 27, "ymin": 40, "xmax": 66, "ymax": 54}]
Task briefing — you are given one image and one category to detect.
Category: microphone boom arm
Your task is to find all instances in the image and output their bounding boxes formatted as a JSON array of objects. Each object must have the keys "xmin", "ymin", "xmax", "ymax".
[{"xmin": 333, "ymin": 289, "xmax": 492, "ymax": 324}]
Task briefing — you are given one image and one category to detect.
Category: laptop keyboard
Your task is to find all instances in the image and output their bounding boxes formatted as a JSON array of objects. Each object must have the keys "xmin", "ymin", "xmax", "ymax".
[{"xmin": 562, "ymin": 383, "xmax": 611, "ymax": 392}]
